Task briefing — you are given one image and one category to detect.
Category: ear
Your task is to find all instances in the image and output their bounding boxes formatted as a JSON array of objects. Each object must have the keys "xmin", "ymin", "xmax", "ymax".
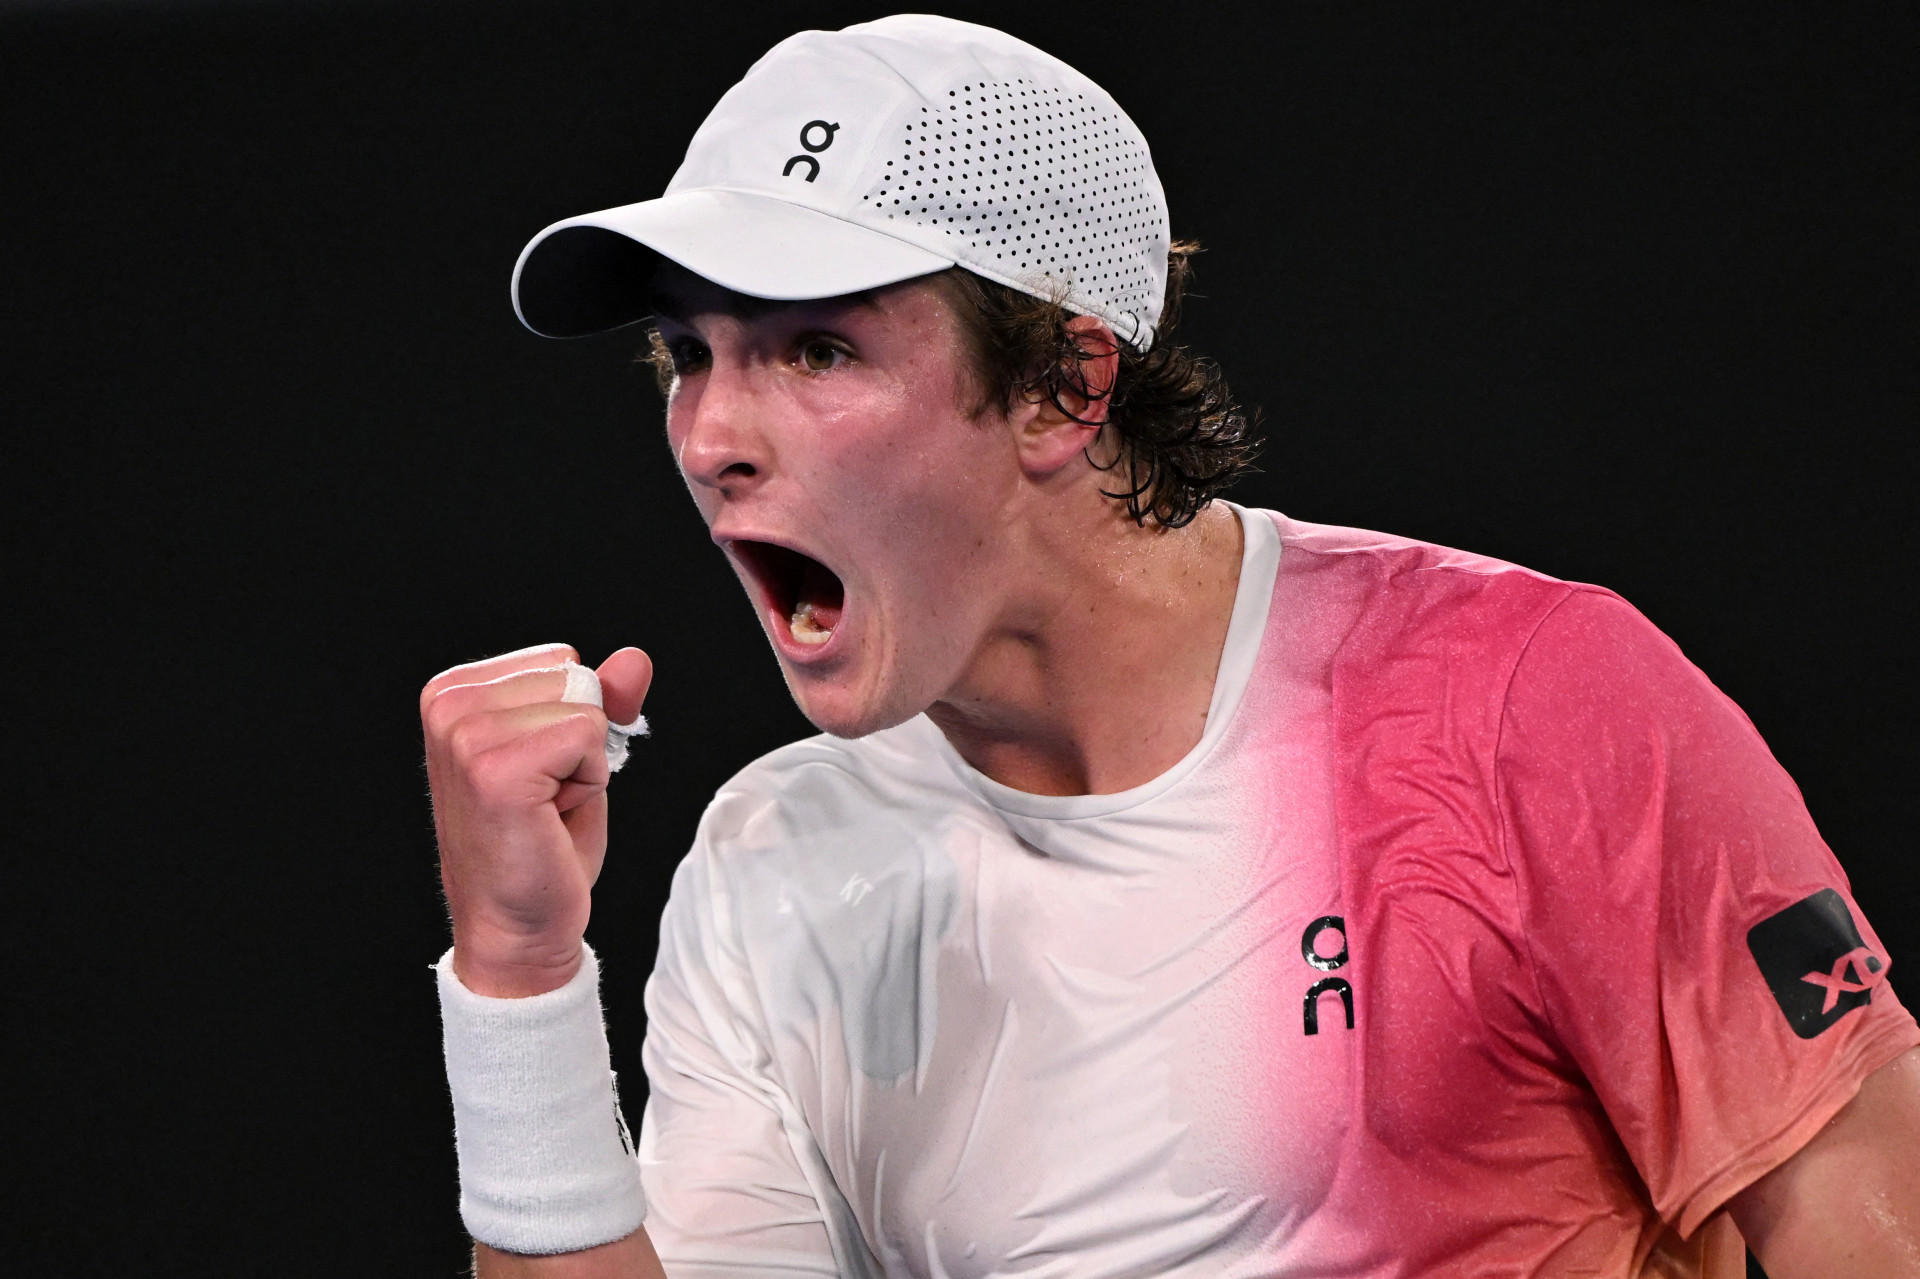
[{"xmin": 1007, "ymin": 313, "xmax": 1120, "ymax": 478}]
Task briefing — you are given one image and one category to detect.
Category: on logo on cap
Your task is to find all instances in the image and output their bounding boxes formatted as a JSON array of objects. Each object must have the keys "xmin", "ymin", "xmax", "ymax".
[{"xmin": 782, "ymin": 119, "xmax": 840, "ymax": 183}]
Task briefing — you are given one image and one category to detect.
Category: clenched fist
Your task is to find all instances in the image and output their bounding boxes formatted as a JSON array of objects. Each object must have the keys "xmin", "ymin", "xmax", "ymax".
[{"xmin": 421, "ymin": 643, "xmax": 653, "ymax": 998}]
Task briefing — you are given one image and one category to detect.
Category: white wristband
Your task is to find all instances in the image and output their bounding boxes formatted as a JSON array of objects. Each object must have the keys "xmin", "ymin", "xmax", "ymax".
[{"xmin": 435, "ymin": 944, "xmax": 647, "ymax": 1254}]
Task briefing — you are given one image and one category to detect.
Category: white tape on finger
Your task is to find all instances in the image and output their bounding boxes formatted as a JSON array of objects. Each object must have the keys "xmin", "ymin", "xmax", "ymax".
[
  {"xmin": 559, "ymin": 662, "xmax": 603, "ymax": 708},
  {"xmin": 557, "ymin": 662, "xmax": 649, "ymax": 773}
]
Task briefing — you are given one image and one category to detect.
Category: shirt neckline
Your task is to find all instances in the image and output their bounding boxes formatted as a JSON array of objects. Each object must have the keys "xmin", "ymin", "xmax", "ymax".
[{"xmin": 916, "ymin": 503, "xmax": 1281, "ymax": 820}]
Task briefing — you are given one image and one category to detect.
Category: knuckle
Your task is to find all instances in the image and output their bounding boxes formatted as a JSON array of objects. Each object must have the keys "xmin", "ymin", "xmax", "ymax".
[
  {"xmin": 543, "ymin": 711, "xmax": 605, "ymax": 762},
  {"xmin": 565, "ymin": 709, "xmax": 608, "ymax": 747},
  {"xmin": 466, "ymin": 746, "xmax": 508, "ymax": 791},
  {"xmin": 468, "ymin": 744, "xmax": 535, "ymax": 802},
  {"xmin": 444, "ymin": 713, "xmax": 490, "ymax": 764}
]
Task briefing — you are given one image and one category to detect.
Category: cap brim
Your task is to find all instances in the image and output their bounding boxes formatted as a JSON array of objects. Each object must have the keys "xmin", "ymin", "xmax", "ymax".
[{"xmin": 511, "ymin": 189, "xmax": 956, "ymax": 338}]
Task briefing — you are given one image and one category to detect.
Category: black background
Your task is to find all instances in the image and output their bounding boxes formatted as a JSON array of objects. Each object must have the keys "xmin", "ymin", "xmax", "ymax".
[{"xmin": 5, "ymin": 2, "xmax": 1912, "ymax": 1273}]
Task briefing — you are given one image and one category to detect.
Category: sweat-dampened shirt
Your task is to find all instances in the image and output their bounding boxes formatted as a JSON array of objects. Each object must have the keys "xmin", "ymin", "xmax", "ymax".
[{"xmin": 633, "ymin": 506, "xmax": 1917, "ymax": 1278}]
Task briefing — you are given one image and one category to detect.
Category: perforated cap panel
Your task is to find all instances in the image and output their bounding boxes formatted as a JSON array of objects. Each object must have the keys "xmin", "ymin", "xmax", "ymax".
[{"xmin": 862, "ymin": 78, "xmax": 1164, "ymax": 345}]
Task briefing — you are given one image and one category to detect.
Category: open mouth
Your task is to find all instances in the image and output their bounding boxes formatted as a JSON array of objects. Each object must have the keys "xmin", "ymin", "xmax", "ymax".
[{"xmin": 729, "ymin": 540, "xmax": 846, "ymax": 648}]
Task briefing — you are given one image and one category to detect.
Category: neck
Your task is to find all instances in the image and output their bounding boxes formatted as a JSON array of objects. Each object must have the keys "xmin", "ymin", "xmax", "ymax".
[{"xmin": 926, "ymin": 499, "xmax": 1245, "ymax": 796}]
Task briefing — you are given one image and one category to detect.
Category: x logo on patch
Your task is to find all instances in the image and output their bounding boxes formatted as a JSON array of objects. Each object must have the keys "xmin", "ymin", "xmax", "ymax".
[{"xmin": 1801, "ymin": 946, "xmax": 1886, "ymax": 1014}]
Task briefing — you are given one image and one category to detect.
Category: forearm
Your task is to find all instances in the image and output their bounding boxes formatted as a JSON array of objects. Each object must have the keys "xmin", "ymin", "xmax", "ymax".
[{"xmin": 475, "ymin": 1230, "xmax": 668, "ymax": 1279}]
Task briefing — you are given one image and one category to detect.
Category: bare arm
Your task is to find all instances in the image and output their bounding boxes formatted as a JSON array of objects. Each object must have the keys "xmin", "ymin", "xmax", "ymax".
[
  {"xmin": 1729, "ymin": 1045, "xmax": 1920, "ymax": 1277},
  {"xmin": 474, "ymin": 1232, "xmax": 668, "ymax": 1279},
  {"xmin": 422, "ymin": 644, "xmax": 663, "ymax": 1272}
]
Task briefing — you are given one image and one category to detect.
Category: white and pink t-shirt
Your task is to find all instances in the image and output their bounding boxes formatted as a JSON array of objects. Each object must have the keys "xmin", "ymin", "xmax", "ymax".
[{"xmin": 634, "ymin": 507, "xmax": 1916, "ymax": 1278}]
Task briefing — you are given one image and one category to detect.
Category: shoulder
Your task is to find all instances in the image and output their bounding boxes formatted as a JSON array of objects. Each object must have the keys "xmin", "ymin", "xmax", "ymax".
[
  {"xmin": 669, "ymin": 718, "xmax": 971, "ymax": 910},
  {"xmin": 701, "ymin": 719, "xmax": 956, "ymax": 843},
  {"xmin": 1273, "ymin": 512, "xmax": 1589, "ymax": 629},
  {"xmin": 1499, "ymin": 586, "xmax": 1769, "ymax": 795},
  {"xmin": 1256, "ymin": 512, "xmax": 1616, "ymax": 722}
]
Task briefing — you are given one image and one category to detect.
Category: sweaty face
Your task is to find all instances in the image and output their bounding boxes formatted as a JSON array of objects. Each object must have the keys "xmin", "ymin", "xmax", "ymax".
[{"xmin": 654, "ymin": 268, "xmax": 1024, "ymax": 739}]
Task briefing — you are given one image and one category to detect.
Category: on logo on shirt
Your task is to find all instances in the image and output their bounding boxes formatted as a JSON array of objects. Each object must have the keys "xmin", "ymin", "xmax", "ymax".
[
  {"xmin": 1302, "ymin": 915, "xmax": 1354, "ymax": 1035},
  {"xmin": 1746, "ymin": 888, "xmax": 1888, "ymax": 1039}
]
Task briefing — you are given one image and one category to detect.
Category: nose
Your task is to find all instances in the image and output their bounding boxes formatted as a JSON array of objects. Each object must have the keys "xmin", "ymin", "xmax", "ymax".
[{"xmin": 672, "ymin": 361, "xmax": 770, "ymax": 500}]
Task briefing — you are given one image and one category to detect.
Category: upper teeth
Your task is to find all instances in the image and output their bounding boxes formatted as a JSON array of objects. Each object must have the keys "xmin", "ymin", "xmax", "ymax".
[{"xmin": 790, "ymin": 602, "xmax": 832, "ymax": 645}]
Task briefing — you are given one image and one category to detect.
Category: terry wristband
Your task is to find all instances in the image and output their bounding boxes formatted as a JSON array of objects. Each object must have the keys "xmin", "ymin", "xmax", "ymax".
[
  {"xmin": 557, "ymin": 661, "xmax": 649, "ymax": 773},
  {"xmin": 435, "ymin": 944, "xmax": 647, "ymax": 1254}
]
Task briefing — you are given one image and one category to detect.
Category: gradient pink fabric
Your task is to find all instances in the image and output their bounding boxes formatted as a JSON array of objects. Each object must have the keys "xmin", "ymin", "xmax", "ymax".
[{"xmin": 1284, "ymin": 515, "xmax": 1918, "ymax": 1273}]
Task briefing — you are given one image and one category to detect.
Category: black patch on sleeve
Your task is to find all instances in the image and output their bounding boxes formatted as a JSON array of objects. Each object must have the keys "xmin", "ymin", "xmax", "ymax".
[{"xmin": 1746, "ymin": 888, "xmax": 1884, "ymax": 1039}]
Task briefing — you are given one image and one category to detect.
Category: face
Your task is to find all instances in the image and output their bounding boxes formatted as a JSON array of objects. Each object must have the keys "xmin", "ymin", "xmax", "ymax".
[{"xmin": 653, "ymin": 267, "xmax": 1033, "ymax": 739}]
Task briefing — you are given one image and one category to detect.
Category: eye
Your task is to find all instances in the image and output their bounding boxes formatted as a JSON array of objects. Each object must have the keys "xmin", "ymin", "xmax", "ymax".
[
  {"xmin": 669, "ymin": 338, "xmax": 711, "ymax": 375},
  {"xmin": 799, "ymin": 339, "xmax": 845, "ymax": 373}
]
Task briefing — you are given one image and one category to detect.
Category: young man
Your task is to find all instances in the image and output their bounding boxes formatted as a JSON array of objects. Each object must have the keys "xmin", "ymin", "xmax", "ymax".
[{"xmin": 422, "ymin": 16, "xmax": 1920, "ymax": 1279}]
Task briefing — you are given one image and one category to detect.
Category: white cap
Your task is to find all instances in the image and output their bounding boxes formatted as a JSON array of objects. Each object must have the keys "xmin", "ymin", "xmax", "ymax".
[{"xmin": 511, "ymin": 15, "xmax": 1171, "ymax": 349}]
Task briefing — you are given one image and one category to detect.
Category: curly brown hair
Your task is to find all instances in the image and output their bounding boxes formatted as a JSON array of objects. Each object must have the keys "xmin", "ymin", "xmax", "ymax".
[
  {"xmin": 937, "ymin": 240, "xmax": 1261, "ymax": 529},
  {"xmin": 641, "ymin": 240, "xmax": 1259, "ymax": 528}
]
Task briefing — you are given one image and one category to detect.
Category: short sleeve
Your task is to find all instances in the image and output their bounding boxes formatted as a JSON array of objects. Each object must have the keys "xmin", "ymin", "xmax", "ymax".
[
  {"xmin": 638, "ymin": 845, "xmax": 844, "ymax": 1278},
  {"xmin": 1497, "ymin": 589, "xmax": 1918, "ymax": 1236}
]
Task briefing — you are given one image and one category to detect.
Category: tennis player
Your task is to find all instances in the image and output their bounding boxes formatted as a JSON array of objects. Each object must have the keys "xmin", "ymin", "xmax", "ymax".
[{"xmin": 421, "ymin": 16, "xmax": 1920, "ymax": 1278}]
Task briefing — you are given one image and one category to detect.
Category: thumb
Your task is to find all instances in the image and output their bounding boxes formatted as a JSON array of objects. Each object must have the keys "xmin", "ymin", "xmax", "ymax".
[{"xmin": 596, "ymin": 647, "xmax": 653, "ymax": 725}]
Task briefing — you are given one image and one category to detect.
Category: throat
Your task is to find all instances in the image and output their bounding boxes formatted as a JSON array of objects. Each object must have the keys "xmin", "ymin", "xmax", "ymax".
[{"xmin": 929, "ymin": 503, "xmax": 1247, "ymax": 795}]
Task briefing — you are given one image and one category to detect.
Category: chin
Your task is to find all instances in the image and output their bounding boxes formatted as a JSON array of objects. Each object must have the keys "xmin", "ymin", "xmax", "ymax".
[{"xmin": 781, "ymin": 666, "xmax": 928, "ymax": 741}]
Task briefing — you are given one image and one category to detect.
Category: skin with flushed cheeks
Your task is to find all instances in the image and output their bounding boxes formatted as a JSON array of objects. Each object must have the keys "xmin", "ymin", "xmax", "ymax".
[
  {"xmin": 651, "ymin": 262, "xmax": 1245, "ymax": 795},
  {"xmin": 657, "ymin": 271, "xmax": 1024, "ymax": 738}
]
